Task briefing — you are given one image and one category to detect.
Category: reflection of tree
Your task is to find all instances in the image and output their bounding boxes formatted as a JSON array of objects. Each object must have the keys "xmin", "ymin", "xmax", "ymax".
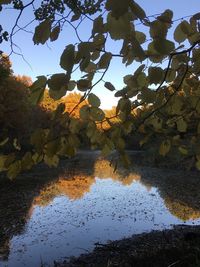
[
  {"xmin": 140, "ymin": 169, "xmax": 200, "ymax": 221},
  {"xmin": 57, "ymin": 175, "xmax": 94, "ymax": 200},
  {"xmin": 32, "ymin": 158, "xmax": 200, "ymax": 224},
  {"xmin": 94, "ymin": 159, "xmax": 140, "ymax": 185},
  {"xmin": 0, "ymin": 239, "xmax": 10, "ymax": 261},
  {"xmin": 164, "ymin": 198, "xmax": 200, "ymax": 221},
  {"xmin": 34, "ymin": 175, "xmax": 94, "ymax": 205},
  {"xmin": 34, "ymin": 159, "xmax": 141, "ymax": 207}
]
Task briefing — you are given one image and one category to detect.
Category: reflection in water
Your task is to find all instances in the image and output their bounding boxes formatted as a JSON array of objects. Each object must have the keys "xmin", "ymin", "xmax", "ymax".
[
  {"xmin": 165, "ymin": 198, "xmax": 200, "ymax": 221},
  {"xmin": 34, "ymin": 159, "xmax": 141, "ymax": 206},
  {"xmin": 0, "ymin": 154, "xmax": 200, "ymax": 266}
]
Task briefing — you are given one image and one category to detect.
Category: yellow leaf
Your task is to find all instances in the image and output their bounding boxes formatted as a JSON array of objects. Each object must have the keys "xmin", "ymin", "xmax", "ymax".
[
  {"xmin": 7, "ymin": 160, "xmax": 21, "ymax": 180},
  {"xmin": 178, "ymin": 146, "xmax": 188, "ymax": 155},
  {"xmin": 21, "ymin": 152, "xmax": 34, "ymax": 170},
  {"xmin": 176, "ymin": 118, "xmax": 187, "ymax": 133},
  {"xmin": 195, "ymin": 159, "xmax": 200, "ymax": 170},
  {"xmin": 44, "ymin": 155, "xmax": 59, "ymax": 167},
  {"xmin": 159, "ymin": 140, "xmax": 171, "ymax": 156}
]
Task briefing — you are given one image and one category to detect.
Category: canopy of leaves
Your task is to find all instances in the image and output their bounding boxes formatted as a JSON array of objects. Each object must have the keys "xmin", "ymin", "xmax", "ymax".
[{"xmin": 1, "ymin": 0, "xmax": 200, "ymax": 178}]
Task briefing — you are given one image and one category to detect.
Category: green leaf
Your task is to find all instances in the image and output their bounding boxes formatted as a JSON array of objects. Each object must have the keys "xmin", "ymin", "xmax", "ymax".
[
  {"xmin": 135, "ymin": 31, "xmax": 146, "ymax": 44},
  {"xmin": 0, "ymin": 155, "xmax": 8, "ymax": 171},
  {"xmin": 29, "ymin": 76, "xmax": 47, "ymax": 105},
  {"xmin": 80, "ymin": 56, "xmax": 91, "ymax": 72},
  {"xmin": 59, "ymin": 143, "xmax": 76, "ymax": 158},
  {"xmin": 33, "ymin": 19, "xmax": 51, "ymax": 45},
  {"xmin": 174, "ymin": 22, "xmax": 187, "ymax": 43},
  {"xmin": 67, "ymin": 80, "xmax": 76, "ymax": 91},
  {"xmin": 31, "ymin": 129, "xmax": 46, "ymax": 153},
  {"xmin": 13, "ymin": 138, "xmax": 21, "ymax": 151},
  {"xmin": 180, "ymin": 20, "xmax": 192, "ymax": 35},
  {"xmin": 159, "ymin": 140, "xmax": 171, "ymax": 156},
  {"xmin": 116, "ymin": 137, "xmax": 125, "ymax": 150},
  {"xmin": 131, "ymin": 38, "xmax": 146, "ymax": 61},
  {"xmin": 45, "ymin": 139, "xmax": 60, "ymax": 158},
  {"xmin": 69, "ymin": 118, "xmax": 81, "ymax": 134},
  {"xmin": 71, "ymin": 13, "xmax": 81, "ymax": 22},
  {"xmin": 92, "ymin": 16, "xmax": 104, "ymax": 35},
  {"xmin": 44, "ymin": 155, "xmax": 59, "ymax": 167},
  {"xmin": 137, "ymin": 72, "xmax": 147, "ymax": 87},
  {"xmin": 32, "ymin": 153, "xmax": 43, "ymax": 164},
  {"xmin": 105, "ymin": 0, "xmax": 130, "ymax": 18},
  {"xmin": 60, "ymin": 44, "xmax": 75, "ymax": 73},
  {"xmin": 117, "ymin": 98, "xmax": 131, "ymax": 113},
  {"xmin": 7, "ymin": 160, "xmax": 21, "ymax": 180},
  {"xmin": 104, "ymin": 82, "xmax": 115, "ymax": 91},
  {"xmin": 0, "ymin": 137, "xmax": 9, "ymax": 146},
  {"xmin": 4, "ymin": 153, "xmax": 15, "ymax": 168},
  {"xmin": 98, "ymin": 52, "xmax": 112, "ymax": 69},
  {"xmin": 129, "ymin": 1, "xmax": 146, "ymax": 19},
  {"xmin": 150, "ymin": 20, "xmax": 168, "ymax": 39},
  {"xmin": 171, "ymin": 97, "xmax": 183, "ymax": 115},
  {"xmin": 0, "ymin": 0, "xmax": 11, "ymax": 4},
  {"xmin": 192, "ymin": 12, "xmax": 200, "ymax": 20},
  {"xmin": 177, "ymin": 118, "xmax": 187, "ymax": 132},
  {"xmin": 106, "ymin": 12, "xmax": 132, "ymax": 40},
  {"xmin": 178, "ymin": 146, "xmax": 188, "ymax": 155},
  {"xmin": 157, "ymin": 9, "xmax": 173, "ymax": 23},
  {"xmin": 48, "ymin": 73, "xmax": 69, "ymax": 99},
  {"xmin": 79, "ymin": 105, "xmax": 90, "ymax": 120},
  {"xmin": 21, "ymin": 152, "xmax": 34, "ymax": 170},
  {"xmin": 101, "ymin": 144, "xmax": 112, "ymax": 157},
  {"xmin": 134, "ymin": 64, "xmax": 146, "ymax": 76},
  {"xmin": 48, "ymin": 73, "xmax": 68, "ymax": 91},
  {"xmin": 151, "ymin": 39, "xmax": 175, "ymax": 55},
  {"xmin": 148, "ymin": 67, "xmax": 164, "ymax": 84},
  {"xmin": 50, "ymin": 25, "xmax": 60, "ymax": 42},
  {"xmin": 77, "ymin": 79, "xmax": 91, "ymax": 91},
  {"xmin": 149, "ymin": 117, "xmax": 162, "ymax": 131},
  {"xmin": 165, "ymin": 68, "xmax": 176, "ymax": 82},
  {"xmin": 84, "ymin": 62, "xmax": 96, "ymax": 73},
  {"xmin": 88, "ymin": 93, "xmax": 101, "ymax": 107},
  {"xmin": 90, "ymin": 107, "xmax": 105, "ymax": 121},
  {"xmin": 68, "ymin": 134, "xmax": 80, "ymax": 148}
]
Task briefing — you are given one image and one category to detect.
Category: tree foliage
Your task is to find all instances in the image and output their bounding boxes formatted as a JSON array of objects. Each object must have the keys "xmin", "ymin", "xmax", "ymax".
[{"xmin": 1, "ymin": 0, "xmax": 200, "ymax": 178}]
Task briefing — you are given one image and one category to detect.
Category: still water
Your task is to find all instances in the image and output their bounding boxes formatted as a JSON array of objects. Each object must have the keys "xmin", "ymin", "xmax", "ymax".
[{"xmin": 0, "ymin": 156, "xmax": 200, "ymax": 266}]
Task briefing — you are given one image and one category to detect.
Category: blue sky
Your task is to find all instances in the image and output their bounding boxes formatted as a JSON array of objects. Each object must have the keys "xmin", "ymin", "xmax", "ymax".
[{"xmin": 0, "ymin": 0, "xmax": 199, "ymax": 108}]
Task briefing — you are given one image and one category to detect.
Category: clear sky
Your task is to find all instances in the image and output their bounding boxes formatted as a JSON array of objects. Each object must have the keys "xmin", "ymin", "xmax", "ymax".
[{"xmin": 0, "ymin": 0, "xmax": 199, "ymax": 108}]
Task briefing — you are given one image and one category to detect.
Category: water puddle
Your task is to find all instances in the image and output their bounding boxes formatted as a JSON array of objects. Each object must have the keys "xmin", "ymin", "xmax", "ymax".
[{"xmin": 0, "ymin": 157, "xmax": 200, "ymax": 266}]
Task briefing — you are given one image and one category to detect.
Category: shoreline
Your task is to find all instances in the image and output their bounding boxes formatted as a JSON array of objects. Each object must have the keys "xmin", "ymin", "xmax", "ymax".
[{"xmin": 56, "ymin": 225, "xmax": 200, "ymax": 267}]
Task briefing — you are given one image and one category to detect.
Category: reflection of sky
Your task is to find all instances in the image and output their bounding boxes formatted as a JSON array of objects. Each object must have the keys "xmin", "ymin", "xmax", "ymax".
[
  {"xmin": 4, "ymin": 178, "xmax": 200, "ymax": 267},
  {"xmin": 0, "ymin": 1, "xmax": 199, "ymax": 108}
]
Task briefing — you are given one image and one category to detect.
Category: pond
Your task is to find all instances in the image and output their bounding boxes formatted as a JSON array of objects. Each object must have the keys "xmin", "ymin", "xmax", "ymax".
[{"xmin": 0, "ymin": 153, "xmax": 200, "ymax": 266}]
